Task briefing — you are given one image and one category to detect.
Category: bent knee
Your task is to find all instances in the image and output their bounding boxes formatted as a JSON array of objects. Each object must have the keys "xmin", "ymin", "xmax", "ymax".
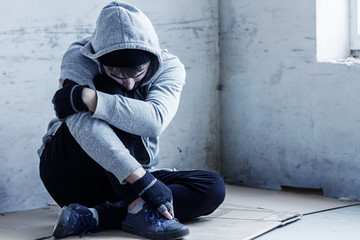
[
  {"xmin": 194, "ymin": 171, "xmax": 226, "ymax": 212},
  {"xmin": 207, "ymin": 171, "xmax": 226, "ymax": 207}
]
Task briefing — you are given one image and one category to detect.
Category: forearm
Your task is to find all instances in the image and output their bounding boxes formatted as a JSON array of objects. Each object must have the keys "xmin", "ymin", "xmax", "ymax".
[
  {"xmin": 66, "ymin": 111, "xmax": 141, "ymax": 183},
  {"xmin": 82, "ymin": 87, "xmax": 97, "ymax": 113},
  {"xmin": 126, "ymin": 167, "xmax": 146, "ymax": 183},
  {"xmin": 80, "ymin": 87, "xmax": 161, "ymax": 137},
  {"xmin": 91, "ymin": 90, "xmax": 179, "ymax": 137}
]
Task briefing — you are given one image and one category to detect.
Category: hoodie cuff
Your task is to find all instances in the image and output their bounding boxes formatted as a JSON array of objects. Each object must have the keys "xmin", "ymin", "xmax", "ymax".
[{"xmin": 111, "ymin": 161, "xmax": 142, "ymax": 185}]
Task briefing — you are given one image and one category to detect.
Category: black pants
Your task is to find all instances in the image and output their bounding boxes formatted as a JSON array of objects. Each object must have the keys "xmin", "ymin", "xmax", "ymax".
[{"xmin": 39, "ymin": 124, "xmax": 225, "ymax": 229}]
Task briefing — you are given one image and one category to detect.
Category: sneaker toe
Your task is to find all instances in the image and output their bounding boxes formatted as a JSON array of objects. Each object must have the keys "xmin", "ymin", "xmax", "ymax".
[{"xmin": 164, "ymin": 221, "xmax": 189, "ymax": 233}]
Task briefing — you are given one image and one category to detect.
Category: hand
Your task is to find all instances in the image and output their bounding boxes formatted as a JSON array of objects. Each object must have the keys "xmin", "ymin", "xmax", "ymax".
[
  {"xmin": 130, "ymin": 171, "xmax": 174, "ymax": 219},
  {"xmin": 52, "ymin": 79, "xmax": 88, "ymax": 120}
]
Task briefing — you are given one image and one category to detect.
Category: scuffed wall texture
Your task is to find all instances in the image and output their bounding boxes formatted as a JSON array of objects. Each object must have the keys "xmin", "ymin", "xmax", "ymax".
[
  {"xmin": 220, "ymin": 0, "xmax": 360, "ymax": 200},
  {"xmin": 0, "ymin": 0, "xmax": 220, "ymax": 212}
]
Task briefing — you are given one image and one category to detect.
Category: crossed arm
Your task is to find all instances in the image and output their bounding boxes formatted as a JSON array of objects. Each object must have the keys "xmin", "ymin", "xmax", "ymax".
[{"xmin": 58, "ymin": 77, "xmax": 145, "ymax": 182}]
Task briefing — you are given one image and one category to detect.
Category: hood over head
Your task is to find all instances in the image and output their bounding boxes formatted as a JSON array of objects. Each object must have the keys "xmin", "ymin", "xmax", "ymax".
[{"xmin": 80, "ymin": 1, "xmax": 162, "ymax": 67}]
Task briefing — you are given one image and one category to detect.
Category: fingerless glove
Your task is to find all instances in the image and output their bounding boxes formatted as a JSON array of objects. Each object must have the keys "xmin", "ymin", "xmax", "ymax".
[
  {"xmin": 52, "ymin": 79, "xmax": 88, "ymax": 120},
  {"xmin": 130, "ymin": 171, "xmax": 173, "ymax": 214}
]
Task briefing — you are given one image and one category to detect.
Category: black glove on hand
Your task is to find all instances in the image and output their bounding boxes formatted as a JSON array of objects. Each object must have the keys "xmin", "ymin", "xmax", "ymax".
[
  {"xmin": 52, "ymin": 79, "xmax": 88, "ymax": 120},
  {"xmin": 130, "ymin": 171, "xmax": 173, "ymax": 215}
]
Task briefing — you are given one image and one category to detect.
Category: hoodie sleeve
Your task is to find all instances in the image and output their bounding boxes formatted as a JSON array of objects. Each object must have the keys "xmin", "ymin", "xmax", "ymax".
[
  {"xmin": 60, "ymin": 39, "xmax": 99, "ymax": 88},
  {"xmin": 66, "ymin": 112, "xmax": 141, "ymax": 183},
  {"xmin": 91, "ymin": 54, "xmax": 186, "ymax": 137},
  {"xmin": 60, "ymin": 40, "xmax": 142, "ymax": 183}
]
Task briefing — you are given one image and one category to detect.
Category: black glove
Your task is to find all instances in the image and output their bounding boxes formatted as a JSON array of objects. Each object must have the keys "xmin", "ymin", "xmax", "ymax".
[
  {"xmin": 130, "ymin": 171, "xmax": 173, "ymax": 215},
  {"xmin": 52, "ymin": 79, "xmax": 88, "ymax": 120}
]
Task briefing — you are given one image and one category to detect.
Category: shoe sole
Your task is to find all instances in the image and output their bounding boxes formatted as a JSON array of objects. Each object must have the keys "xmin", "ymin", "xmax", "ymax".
[
  {"xmin": 52, "ymin": 205, "xmax": 74, "ymax": 238},
  {"xmin": 122, "ymin": 222, "xmax": 189, "ymax": 240}
]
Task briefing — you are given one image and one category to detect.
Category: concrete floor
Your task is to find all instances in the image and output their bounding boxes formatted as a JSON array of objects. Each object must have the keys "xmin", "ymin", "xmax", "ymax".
[
  {"xmin": 0, "ymin": 185, "xmax": 359, "ymax": 240},
  {"xmin": 257, "ymin": 204, "xmax": 360, "ymax": 240}
]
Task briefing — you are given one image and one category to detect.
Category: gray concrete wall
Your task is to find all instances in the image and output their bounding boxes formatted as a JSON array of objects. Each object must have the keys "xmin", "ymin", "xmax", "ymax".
[
  {"xmin": 220, "ymin": 0, "xmax": 360, "ymax": 200},
  {"xmin": 0, "ymin": 0, "xmax": 220, "ymax": 212}
]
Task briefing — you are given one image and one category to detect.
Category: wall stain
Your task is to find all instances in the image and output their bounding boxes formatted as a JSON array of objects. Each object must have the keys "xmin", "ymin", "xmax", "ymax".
[
  {"xmin": 167, "ymin": 26, "xmax": 204, "ymax": 39},
  {"xmin": 304, "ymin": 36, "xmax": 316, "ymax": 41},
  {"xmin": 269, "ymin": 63, "xmax": 284, "ymax": 85},
  {"xmin": 156, "ymin": 18, "xmax": 210, "ymax": 26}
]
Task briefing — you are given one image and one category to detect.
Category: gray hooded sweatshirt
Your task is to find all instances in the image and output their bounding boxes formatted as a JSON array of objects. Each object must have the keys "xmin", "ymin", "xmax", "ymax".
[{"xmin": 38, "ymin": 1, "xmax": 186, "ymax": 183}]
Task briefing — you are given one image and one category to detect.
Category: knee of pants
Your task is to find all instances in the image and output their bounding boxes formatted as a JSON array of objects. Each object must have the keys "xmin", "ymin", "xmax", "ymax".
[
  {"xmin": 204, "ymin": 171, "xmax": 226, "ymax": 209},
  {"xmin": 186, "ymin": 170, "xmax": 226, "ymax": 211},
  {"xmin": 185, "ymin": 171, "xmax": 226, "ymax": 219}
]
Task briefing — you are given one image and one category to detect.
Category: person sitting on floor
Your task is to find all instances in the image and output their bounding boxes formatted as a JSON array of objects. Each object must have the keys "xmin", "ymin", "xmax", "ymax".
[{"xmin": 38, "ymin": 1, "xmax": 226, "ymax": 239}]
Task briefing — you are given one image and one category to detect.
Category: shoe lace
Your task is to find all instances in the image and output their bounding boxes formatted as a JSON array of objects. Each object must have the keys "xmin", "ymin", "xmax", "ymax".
[
  {"xmin": 145, "ymin": 208, "xmax": 169, "ymax": 226},
  {"xmin": 71, "ymin": 213, "xmax": 102, "ymax": 238}
]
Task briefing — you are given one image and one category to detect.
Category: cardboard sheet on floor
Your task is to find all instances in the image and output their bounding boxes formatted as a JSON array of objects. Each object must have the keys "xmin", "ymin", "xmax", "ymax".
[
  {"xmin": 223, "ymin": 185, "xmax": 359, "ymax": 215},
  {"xmin": 0, "ymin": 185, "xmax": 358, "ymax": 240}
]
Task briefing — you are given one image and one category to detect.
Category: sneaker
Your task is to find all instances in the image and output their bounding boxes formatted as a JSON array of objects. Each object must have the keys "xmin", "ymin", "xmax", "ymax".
[
  {"xmin": 122, "ymin": 203, "xmax": 189, "ymax": 240},
  {"xmin": 53, "ymin": 203, "xmax": 101, "ymax": 238}
]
